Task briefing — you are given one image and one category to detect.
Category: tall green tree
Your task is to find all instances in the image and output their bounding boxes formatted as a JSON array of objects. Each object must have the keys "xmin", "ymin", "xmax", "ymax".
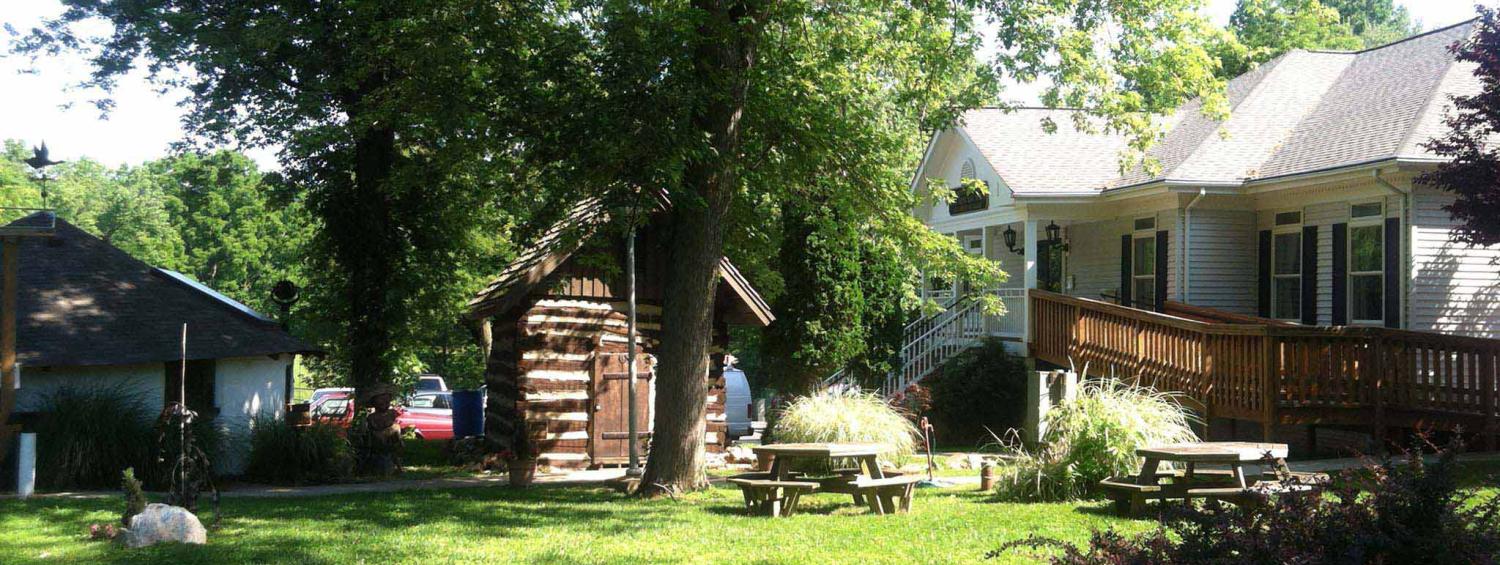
[
  {"xmin": 1322, "ymin": 0, "xmax": 1422, "ymax": 48},
  {"xmin": 547, "ymin": 0, "xmax": 1230, "ymax": 493},
  {"xmin": 1219, "ymin": 0, "xmax": 1363, "ymax": 77},
  {"xmin": 12, "ymin": 1, "xmax": 542, "ymax": 406}
]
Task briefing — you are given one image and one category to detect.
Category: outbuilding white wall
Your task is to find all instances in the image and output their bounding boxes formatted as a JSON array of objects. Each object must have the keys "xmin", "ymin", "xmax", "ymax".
[
  {"xmin": 213, "ymin": 356, "xmax": 290, "ymax": 474},
  {"xmin": 13, "ymin": 356, "xmax": 289, "ymax": 475},
  {"xmin": 15, "ymin": 363, "xmax": 165, "ymax": 413}
]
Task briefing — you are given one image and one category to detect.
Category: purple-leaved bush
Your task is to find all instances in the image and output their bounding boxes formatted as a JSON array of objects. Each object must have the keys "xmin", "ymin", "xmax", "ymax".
[{"xmin": 991, "ymin": 436, "xmax": 1500, "ymax": 564}]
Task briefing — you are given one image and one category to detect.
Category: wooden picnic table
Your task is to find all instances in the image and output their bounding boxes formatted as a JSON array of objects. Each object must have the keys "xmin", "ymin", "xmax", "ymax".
[
  {"xmin": 1101, "ymin": 441, "xmax": 1310, "ymax": 517},
  {"xmin": 1135, "ymin": 442, "xmax": 1290, "ymax": 489},
  {"xmin": 733, "ymin": 443, "xmax": 920, "ymax": 516}
]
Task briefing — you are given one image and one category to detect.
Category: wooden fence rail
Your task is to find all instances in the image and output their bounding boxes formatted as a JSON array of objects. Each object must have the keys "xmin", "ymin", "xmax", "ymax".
[{"xmin": 1029, "ymin": 289, "xmax": 1499, "ymax": 449}]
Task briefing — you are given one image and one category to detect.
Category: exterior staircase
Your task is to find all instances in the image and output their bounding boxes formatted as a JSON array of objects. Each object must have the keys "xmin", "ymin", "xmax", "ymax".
[{"xmin": 824, "ymin": 294, "xmax": 987, "ymax": 397}]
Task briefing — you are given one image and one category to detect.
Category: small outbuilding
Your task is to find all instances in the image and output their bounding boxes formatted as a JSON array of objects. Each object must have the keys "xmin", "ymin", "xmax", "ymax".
[
  {"xmin": 467, "ymin": 200, "xmax": 772, "ymax": 470},
  {"xmin": 9, "ymin": 217, "xmax": 316, "ymax": 473}
]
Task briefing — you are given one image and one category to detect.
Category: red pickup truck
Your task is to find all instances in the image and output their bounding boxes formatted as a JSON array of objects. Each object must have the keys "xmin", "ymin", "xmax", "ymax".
[{"xmin": 308, "ymin": 391, "xmax": 454, "ymax": 441}]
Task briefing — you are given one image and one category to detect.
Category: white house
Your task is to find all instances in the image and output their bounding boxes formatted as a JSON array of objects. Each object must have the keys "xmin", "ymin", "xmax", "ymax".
[
  {"xmin": 9, "ymin": 217, "xmax": 316, "ymax": 474},
  {"xmin": 913, "ymin": 20, "xmax": 1497, "ymax": 348},
  {"xmin": 890, "ymin": 21, "xmax": 1500, "ymax": 450}
]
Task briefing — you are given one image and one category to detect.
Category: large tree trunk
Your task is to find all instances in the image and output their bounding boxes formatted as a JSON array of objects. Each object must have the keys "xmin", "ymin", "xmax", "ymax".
[
  {"xmin": 342, "ymin": 123, "xmax": 400, "ymax": 408},
  {"xmin": 637, "ymin": 0, "xmax": 759, "ymax": 496}
]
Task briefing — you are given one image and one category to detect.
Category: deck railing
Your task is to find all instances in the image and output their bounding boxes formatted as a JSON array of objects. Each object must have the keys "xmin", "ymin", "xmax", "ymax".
[{"xmin": 1030, "ymin": 289, "xmax": 1499, "ymax": 447}]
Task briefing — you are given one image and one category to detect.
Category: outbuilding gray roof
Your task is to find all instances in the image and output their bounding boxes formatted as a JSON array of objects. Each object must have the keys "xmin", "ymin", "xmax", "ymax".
[
  {"xmin": 14, "ymin": 217, "xmax": 317, "ymax": 368},
  {"xmin": 955, "ymin": 20, "xmax": 1478, "ymax": 195}
]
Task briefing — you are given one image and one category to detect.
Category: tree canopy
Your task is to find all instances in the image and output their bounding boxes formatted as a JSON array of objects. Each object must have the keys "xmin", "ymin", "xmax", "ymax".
[
  {"xmin": 1420, "ymin": 5, "xmax": 1500, "ymax": 248},
  {"xmin": 1217, "ymin": 0, "xmax": 1423, "ymax": 78}
]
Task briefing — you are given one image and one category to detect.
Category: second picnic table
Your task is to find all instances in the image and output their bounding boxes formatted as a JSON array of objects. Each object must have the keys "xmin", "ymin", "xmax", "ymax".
[
  {"xmin": 730, "ymin": 443, "xmax": 922, "ymax": 517},
  {"xmin": 1100, "ymin": 441, "xmax": 1313, "ymax": 516}
]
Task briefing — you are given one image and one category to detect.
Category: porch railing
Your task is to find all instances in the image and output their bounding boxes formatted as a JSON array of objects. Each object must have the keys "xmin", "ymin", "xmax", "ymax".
[{"xmin": 1029, "ymin": 289, "xmax": 1500, "ymax": 447}]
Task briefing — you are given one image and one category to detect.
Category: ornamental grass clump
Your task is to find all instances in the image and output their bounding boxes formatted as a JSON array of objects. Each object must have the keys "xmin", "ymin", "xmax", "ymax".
[
  {"xmin": 33, "ymin": 387, "xmax": 154, "ymax": 490},
  {"xmin": 772, "ymin": 389, "xmax": 918, "ymax": 465},
  {"xmin": 993, "ymin": 378, "xmax": 1199, "ymax": 502},
  {"xmin": 244, "ymin": 416, "xmax": 354, "ymax": 485}
]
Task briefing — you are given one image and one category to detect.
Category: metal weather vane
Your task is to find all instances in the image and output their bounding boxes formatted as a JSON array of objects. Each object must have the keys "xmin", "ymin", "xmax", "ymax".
[{"xmin": 23, "ymin": 141, "xmax": 66, "ymax": 208}]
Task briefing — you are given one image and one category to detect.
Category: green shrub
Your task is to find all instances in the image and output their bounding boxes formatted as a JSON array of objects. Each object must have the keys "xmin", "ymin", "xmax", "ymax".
[
  {"xmin": 32, "ymin": 387, "xmax": 154, "ymax": 490},
  {"xmin": 121, "ymin": 468, "xmax": 146, "ymax": 526},
  {"xmin": 772, "ymin": 389, "xmax": 918, "ymax": 465},
  {"xmin": 925, "ymin": 338, "xmax": 1028, "ymax": 445},
  {"xmin": 993, "ymin": 378, "xmax": 1199, "ymax": 501},
  {"xmin": 244, "ymin": 416, "xmax": 353, "ymax": 485}
]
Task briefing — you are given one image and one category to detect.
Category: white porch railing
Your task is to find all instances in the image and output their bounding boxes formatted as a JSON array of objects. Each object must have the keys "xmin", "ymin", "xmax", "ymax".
[
  {"xmin": 822, "ymin": 292, "xmax": 991, "ymax": 397},
  {"xmin": 881, "ymin": 298, "xmax": 985, "ymax": 396}
]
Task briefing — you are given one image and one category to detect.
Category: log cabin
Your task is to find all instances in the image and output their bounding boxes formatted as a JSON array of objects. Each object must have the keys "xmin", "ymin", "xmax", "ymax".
[{"xmin": 466, "ymin": 201, "xmax": 772, "ymax": 470}]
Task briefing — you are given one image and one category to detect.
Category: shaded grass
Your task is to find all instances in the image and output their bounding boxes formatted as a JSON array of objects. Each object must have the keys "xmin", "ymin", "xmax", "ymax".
[
  {"xmin": 10, "ymin": 460, "xmax": 1492, "ymax": 564},
  {"xmin": 2, "ymin": 484, "xmax": 1149, "ymax": 564}
]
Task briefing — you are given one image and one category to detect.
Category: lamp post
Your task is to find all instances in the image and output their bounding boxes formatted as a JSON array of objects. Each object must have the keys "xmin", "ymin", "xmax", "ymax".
[{"xmin": 272, "ymin": 280, "xmax": 301, "ymax": 404}]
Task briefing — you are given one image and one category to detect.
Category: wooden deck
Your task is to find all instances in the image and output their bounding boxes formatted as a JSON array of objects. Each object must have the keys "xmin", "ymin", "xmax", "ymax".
[{"xmin": 1029, "ymin": 290, "xmax": 1499, "ymax": 449}]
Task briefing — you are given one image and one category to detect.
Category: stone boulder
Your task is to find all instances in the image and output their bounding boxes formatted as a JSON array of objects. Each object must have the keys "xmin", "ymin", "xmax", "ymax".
[{"xmin": 123, "ymin": 504, "xmax": 206, "ymax": 548}]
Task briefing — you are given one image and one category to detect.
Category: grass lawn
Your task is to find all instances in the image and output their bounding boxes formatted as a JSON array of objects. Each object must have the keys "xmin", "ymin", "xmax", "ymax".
[{"xmin": 2, "ymin": 484, "xmax": 1149, "ymax": 564}]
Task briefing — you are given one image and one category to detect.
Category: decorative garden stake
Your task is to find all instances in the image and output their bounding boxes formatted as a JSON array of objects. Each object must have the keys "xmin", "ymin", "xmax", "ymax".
[{"xmin": 155, "ymin": 323, "xmax": 219, "ymax": 524}]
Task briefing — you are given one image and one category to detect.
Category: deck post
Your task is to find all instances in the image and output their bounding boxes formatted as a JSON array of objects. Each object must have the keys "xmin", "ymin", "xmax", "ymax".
[
  {"xmin": 1371, "ymin": 333, "xmax": 1388, "ymax": 453},
  {"xmin": 1482, "ymin": 346, "xmax": 1496, "ymax": 452},
  {"xmin": 1260, "ymin": 330, "xmax": 1276, "ymax": 442}
]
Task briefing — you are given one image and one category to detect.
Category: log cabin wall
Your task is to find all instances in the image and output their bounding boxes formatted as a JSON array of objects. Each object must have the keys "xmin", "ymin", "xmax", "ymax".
[{"xmin": 484, "ymin": 256, "xmax": 729, "ymax": 472}]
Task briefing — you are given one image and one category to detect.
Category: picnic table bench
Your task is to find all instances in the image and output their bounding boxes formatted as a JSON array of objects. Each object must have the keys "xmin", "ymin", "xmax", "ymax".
[
  {"xmin": 728, "ymin": 474, "xmax": 821, "ymax": 517},
  {"xmin": 1100, "ymin": 442, "xmax": 1325, "ymax": 517}
]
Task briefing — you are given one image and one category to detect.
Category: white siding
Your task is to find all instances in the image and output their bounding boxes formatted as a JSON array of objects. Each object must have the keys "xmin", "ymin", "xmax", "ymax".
[
  {"xmin": 1065, "ymin": 218, "xmax": 1126, "ymax": 301},
  {"xmin": 1409, "ymin": 186, "xmax": 1500, "ymax": 338},
  {"xmin": 1304, "ymin": 201, "xmax": 1343, "ymax": 325},
  {"xmin": 1184, "ymin": 209, "xmax": 1257, "ymax": 313},
  {"xmin": 14, "ymin": 363, "xmax": 164, "ymax": 413},
  {"xmin": 1064, "ymin": 214, "xmax": 1174, "ymax": 306},
  {"xmin": 214, "ymin": 356, "xmax": 290, "ymax": 474}
]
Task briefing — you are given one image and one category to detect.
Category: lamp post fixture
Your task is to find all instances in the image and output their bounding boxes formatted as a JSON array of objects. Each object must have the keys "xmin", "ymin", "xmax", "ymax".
[
  {"xmin": 1003, "ymin": 225, "xmax": 1022, "ymax": 255},
  {"xmin": 1004, "ymin": 221, "xmax": 1064, "ymax": 256},
  {"xmin": 271, "ymin": 280, "xmax": 301, "ymax": 404}
]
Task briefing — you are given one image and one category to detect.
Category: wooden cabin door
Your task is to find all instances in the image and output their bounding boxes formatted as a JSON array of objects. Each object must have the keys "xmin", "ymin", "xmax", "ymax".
[{"xmin": 590, "ymin": 350, "xmax": 653, "ymax": 464}]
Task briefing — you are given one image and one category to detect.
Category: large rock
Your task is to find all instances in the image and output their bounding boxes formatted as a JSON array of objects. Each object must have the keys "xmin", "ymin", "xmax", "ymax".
[{"xmin": 124, "ymin": 504, "xmax": 206, "ymax": 548}]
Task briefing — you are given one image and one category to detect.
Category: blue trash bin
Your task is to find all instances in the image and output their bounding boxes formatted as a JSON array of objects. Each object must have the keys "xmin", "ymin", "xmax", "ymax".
[{"xmin": 451, "ymin": 389, "xmax": 486, "ymax": 439}]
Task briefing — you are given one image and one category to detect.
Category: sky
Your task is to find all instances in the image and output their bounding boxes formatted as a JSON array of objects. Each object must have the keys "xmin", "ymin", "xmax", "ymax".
[{"xmin": 0, "ymin": 0, "xmax": 1488, "ymax": 170}]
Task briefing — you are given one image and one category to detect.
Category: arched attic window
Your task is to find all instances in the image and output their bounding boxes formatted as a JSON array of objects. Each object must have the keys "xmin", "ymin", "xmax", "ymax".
[{"xmin": 949, "ymin": 158, "xmax": 988, "ymax": 215}]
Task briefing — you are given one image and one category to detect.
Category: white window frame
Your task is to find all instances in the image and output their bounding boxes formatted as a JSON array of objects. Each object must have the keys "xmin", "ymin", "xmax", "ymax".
[
  {"xmin": 1270, "ymin": 210, "xmax": 1303, "ymax": 322},
  {"xmin": 1131, "ymin": 218, "xmax": 1157, "ymax": 308},
  {"xmin": 1348, "ymin": 201, "xmax": 1385, "ymax": 325}
]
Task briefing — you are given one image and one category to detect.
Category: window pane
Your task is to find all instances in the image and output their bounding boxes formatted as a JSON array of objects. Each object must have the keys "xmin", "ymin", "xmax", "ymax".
[
  {"xmin": 1275, "ymin": 211, "xmax": 1302, "ymax": 226},
  {"xmin": 1351, "ymin": 225, "xmax": 1383, "ymax": 272},
  {"xmin": 1134, "ymin": 278, "xmax": 1155, "ymax": 307},
  {"xmin": 1274, "ymin": 233, "xmax": 1301, "ymax": 275},
  {"xmin": 1133, "ymin": 237, "xmax": 1155, "ymax": 276},
  {"xmin": 1274, "ymin": 277, "xmax": 1301, "ymax": 320},
  {"xmin": 1351, "ymin": 274, "xmax": 1383, "ymax": 321},
  {"xmin": 1134, "ymin": 217, "xmax": 1156, "ymax": 231},
  {"xmin": 1351, "ymin": 202, "xmax": 1382, "ymax": 218},
  {"xmin": 410, "ymin": 396, "xmax": 435, "ymax": 408}
]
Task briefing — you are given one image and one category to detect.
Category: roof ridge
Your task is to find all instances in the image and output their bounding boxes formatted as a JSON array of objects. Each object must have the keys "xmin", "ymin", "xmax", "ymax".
[{"xmin": 1305, "ymin": 18, "xmax": 1477, "ymax": 55}]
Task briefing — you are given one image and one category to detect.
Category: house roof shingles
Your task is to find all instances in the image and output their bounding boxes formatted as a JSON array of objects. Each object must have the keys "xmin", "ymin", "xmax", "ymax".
[
  {"xmin": 15, "ymin": 217, "xmax": 316, "ymax": 368},
  {"xmin": 955, "ymin": 20, "xmax": 1479, "ymax": 195}
]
